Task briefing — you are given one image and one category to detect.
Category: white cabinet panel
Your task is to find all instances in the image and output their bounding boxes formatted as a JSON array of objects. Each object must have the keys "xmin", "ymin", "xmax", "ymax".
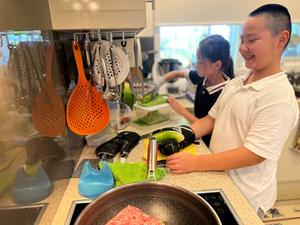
[
  {"xmin": 155, "ymin": 0, "xmax": 300, "ymax": 25},
  {"xmin": 48, "ymin": 0, "xmax": 146, "ymax": 30},
  {"xmin": 0, "ymin": 0, "xmax": 146, "ymax": 31}
]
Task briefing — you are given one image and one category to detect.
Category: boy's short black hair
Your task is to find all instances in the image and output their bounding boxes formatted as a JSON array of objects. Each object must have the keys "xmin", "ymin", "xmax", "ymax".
[{"xmin": 249, "ymin": 4, "xmax": 291, "ymax": 48}]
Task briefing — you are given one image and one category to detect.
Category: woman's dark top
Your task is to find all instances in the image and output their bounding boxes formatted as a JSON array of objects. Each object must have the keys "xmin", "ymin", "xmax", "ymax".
[{"xmin": 188, "ymin": 70, "xmax": 228, "ymax": 147}]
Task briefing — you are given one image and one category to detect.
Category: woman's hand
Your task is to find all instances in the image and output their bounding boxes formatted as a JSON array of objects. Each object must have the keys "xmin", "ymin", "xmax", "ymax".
[
  {"xmin": 166, "ymin": 152, "xmax": 200, "ymax": 173},
  {"xmin": 168, "ymin": 96, "xmax": 198, "ymax": 123},
  {"xmin": 168, "ymin": 96, "xmax": 185, "ymax": 115}
]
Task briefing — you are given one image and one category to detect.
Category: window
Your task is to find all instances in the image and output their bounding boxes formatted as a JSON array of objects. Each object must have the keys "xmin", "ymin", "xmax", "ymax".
[
  {"xmin": 159, "ymin": 24, "xmax": 240, "ymax": 68},
  {"xmin": 159, "ymin": 23, "xmax": 300, "ymax": 69},
  {"xmin": 0, "ymin": 31, "xmax": 41, "ymax": 65},
  {"xmin": 283, "ymin": 23, "xmax": 300, "ymax": 58}
]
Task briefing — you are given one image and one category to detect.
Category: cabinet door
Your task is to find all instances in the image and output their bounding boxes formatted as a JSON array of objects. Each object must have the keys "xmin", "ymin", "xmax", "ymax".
[
  {"xmin": 0, "ymin": 0, "xmax": 146, "ymax": 31},
  {"xmin": 48, "ymin": 0, "xmax": 146, "ymax": 30}
]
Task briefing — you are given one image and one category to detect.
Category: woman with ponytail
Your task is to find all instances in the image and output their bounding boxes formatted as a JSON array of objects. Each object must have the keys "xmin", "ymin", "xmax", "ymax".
[{"xmin": 163, "ymin": 34, "xmax": 234, "ymax": 146}]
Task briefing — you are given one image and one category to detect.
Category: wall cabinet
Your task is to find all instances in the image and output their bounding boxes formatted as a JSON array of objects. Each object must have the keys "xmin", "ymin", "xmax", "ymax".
[{"xmin": 0, "ymin": 0, "xmax": 146, "ymax": 31}]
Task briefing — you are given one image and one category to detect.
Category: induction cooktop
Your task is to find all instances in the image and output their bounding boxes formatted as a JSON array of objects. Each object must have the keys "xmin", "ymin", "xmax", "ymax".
[
  {"xmin": 65, "ymin": 189, "xmax": 243, "ymax": 225},
  {"xmin": 196, "ymin": 190, "xmax": 242, "ymax": 225}
]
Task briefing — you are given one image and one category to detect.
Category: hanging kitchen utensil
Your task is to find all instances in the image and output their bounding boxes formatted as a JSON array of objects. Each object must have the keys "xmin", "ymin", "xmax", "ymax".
[
  {"xmin": 66, "ymin": 41, "xmax": 110, "ymax": 135},
  {"xmin": 23, "ymin": 42, "xmax": 44, "ymax": 96},
  {"xmin": 7, "ymin": 42, "xmax": 30, "ymax": 111},
  {"xmin": 92, "ymin": 41, "xmax": 105, "ymax": 89},
  {"xmin": 103, "ymin": 41, "xmax": 129, "ymax": 85},
  {"xmin": 84, "ymin": 34, "xmax": 94, "ymax": 83},
  {"xmin": 36, "ymin": 41, "xmax": 46, "ymax": 75},
  {"xmin": 130, "ymin": 35, "xmax": 144, "ymax": 100},
  {"xmin": 31, "ymin": 44, "xmax": 66, "ymax": 137},
  {"xmin": 100, "ymin": 40, "xmax": 129, "ymax": 85},
  {"xmin": 91, "ymin": 31, "xmax": 105, "ymax": 90},
  {"xmin": 103, "ymin": 33, "xmax": 120, "ymax": 101},
  {"xmin": 8, "ymin": 35, "xmax": 32, "ymax": 109},
  {"xmin": 120, "ymin": 33, "xmax": 134, "ymax": 108},
  {"xmin": 19, "ymin": 42, "xmax": 35, "ymax": 103}
]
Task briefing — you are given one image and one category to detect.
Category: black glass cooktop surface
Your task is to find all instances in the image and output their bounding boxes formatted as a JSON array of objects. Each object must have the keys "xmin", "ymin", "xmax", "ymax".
[
  {"xmin": 197, "ymin": 190, "xmax": 242, "ymax": 225},
  {"xmin": 67, "ymin": 190, "xmax": 242, "ymax": 225}
]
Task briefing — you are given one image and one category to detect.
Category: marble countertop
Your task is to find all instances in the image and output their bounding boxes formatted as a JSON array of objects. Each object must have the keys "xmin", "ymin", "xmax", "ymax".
[
  {"xmin": 0, "ymin": 98, "xmax": 264, "ymax": 225},
  {"xmin": 49, "ymin": 100, "xmax": 264, "ymax": 225}
]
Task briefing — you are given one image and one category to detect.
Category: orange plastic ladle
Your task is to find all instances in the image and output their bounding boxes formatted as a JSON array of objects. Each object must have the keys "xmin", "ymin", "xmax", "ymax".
[{"xmin": 66, "ymin": 41, "xmax": 110, "ymax": 135}]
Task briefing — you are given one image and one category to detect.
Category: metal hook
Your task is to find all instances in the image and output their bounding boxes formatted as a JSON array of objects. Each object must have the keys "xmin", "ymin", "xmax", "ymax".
[
  {"xmin": 134, "ymin": 32, "xmax": 137, "ymax": 41},
  {"xmin": 109, "ymin": 32, "xmax": 113, "ymax": 43},
  {"xmin": 42, "ymin": 30, "xmax": 52, "ymax": 42},
  {"xmin": 73, "ymin": 33, "xmax": 79, "ymax": 43},
  {"xmin": 0, "ymin": 33, "xmax": 3, "ymax": 47},
  {"xmin": 97, "ymin": 29, "xmax": 102, "ymax": 42},
  {"xmin": 11, "ymin": 33, "xmax": 20, "ymax": 48},
  {"xmin": 5, "ymin": 32, "xmax": 14, "ymax": 50},
  {"xmin": 85, "ymin": 33, "xmax": 90, "ymax": 42},
  {"xmin": 122, "ymin": 32, "xmax": 125, "ymax": 42},
  {"xmin": 121, "ymin": 32, "xmax": 126, "ymax": 47},
  {"xmin": 90, "ymin": 30, "xmax": 96, "ymax": 40},
  {"xmin": 39, "ymin": 33, "xmax": 43, "ymax": 42}
]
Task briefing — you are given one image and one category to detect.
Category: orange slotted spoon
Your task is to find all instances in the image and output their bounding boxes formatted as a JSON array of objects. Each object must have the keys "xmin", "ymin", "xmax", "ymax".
[
  {"xmin": 31, "ymin": 44, "xmax": 66, "ymax": 137},
  {"xmin": 66, "ymin": 41, "xmax": 110, "ymax": 135}
]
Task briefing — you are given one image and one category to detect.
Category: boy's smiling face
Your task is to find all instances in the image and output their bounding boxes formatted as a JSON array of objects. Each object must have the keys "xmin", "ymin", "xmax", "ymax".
[{"xmin": 239, "ymin": 15, "xmax": 284, "ymax": 75}]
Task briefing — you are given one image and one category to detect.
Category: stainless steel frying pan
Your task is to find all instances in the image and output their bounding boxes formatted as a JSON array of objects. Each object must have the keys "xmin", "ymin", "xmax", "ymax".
[{"xmin": 75, "ymin": 182, "xmax": 222, "ymax": 225}]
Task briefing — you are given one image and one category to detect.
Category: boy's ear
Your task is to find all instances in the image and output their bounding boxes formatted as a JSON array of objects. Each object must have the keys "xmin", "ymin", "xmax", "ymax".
[{"xmin": 278, "ymin": 30, "xmax": 290, "ymax": 49}]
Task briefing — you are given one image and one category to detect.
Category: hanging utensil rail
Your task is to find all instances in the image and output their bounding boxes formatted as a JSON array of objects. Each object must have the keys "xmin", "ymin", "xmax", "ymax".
[{"xmin": 72, "ymin": 30, "xmax": 138, "ymax": 42}]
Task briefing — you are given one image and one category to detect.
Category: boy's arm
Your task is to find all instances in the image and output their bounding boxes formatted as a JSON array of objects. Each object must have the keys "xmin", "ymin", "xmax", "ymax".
[
  {"xmin": 190, "ymin": 115, "xmax": 215, "ymax": 139},
  {"xmin": 167, "ymin": 147, "xmax": 265, "ymax": 174}
]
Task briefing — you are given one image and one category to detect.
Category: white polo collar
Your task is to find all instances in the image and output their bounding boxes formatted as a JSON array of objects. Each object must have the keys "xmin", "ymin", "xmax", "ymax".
[
  {"xmin": 203, "ymin": 74, "xmax": 230, "ymax": 95},
  {"xmin": 240, "ymin": 70, "xmax": 287, "ymax": 91}
]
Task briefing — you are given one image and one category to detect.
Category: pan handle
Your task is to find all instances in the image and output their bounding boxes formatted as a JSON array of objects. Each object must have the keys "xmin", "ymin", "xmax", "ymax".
[{"xmin": 147, "ymin": 137, "xmax": 158, "ymax": 182}]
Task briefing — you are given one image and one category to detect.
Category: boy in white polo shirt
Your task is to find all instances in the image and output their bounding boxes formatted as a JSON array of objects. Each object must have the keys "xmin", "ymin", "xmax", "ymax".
[{"xmin": 166, "ymin": 4, "xmax": 299, "ymax": 215}]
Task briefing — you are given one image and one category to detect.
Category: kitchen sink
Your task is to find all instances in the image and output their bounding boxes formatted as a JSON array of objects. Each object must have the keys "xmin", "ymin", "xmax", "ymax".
[{"xmin": 0, "ymin": 203, "xmax": 47, "ymax": 225}]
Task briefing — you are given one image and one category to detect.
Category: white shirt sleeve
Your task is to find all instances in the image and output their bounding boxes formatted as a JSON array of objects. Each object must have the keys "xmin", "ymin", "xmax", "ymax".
[
  {"xmin": 208, "ymin": 102, "xmax": 218, "ymax": 119},
  {"xmin": 244, "ymin": 101, "xmax": 298, "ymax": 161},
  {"xmin": 208, "ymin": 82, "xmax": 229, "ymax": 119}
]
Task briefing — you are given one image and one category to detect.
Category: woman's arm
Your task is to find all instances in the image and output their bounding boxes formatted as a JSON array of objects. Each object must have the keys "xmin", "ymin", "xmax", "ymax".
[
  {"xmin": 163, "ymin": 70, "xmax": 188, "ymax": 82},
  {"xmin": 168, "ymin": 96, "xmax": 198, "ymax": 123}
]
